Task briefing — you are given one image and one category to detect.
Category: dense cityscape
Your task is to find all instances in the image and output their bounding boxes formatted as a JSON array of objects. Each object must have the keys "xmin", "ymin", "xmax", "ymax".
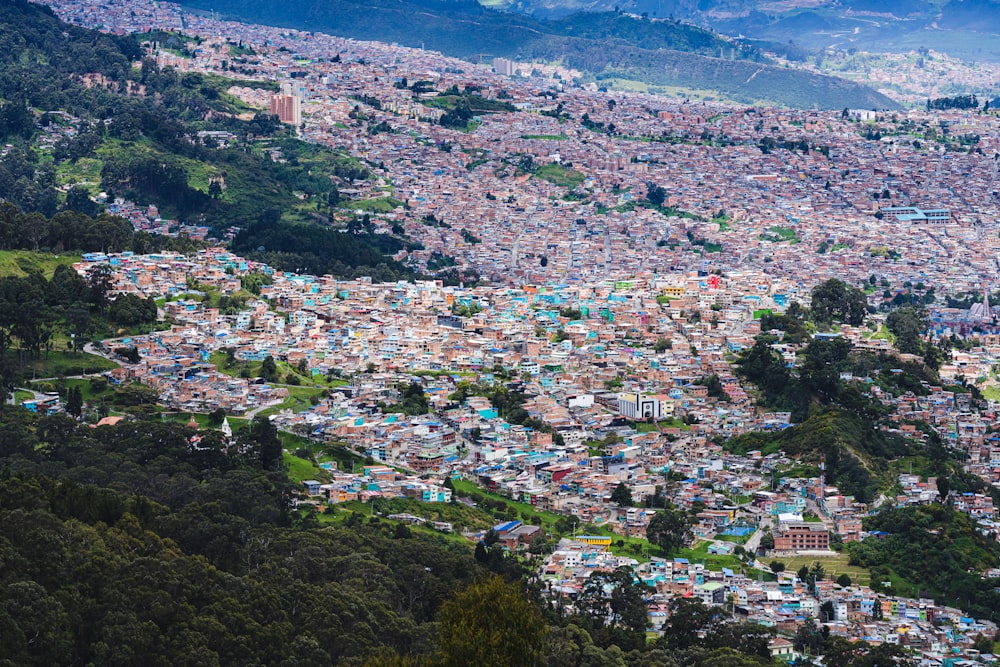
[{"xmin": 4, "ymin": 0, "xmax": 1000, "ymax": 664}]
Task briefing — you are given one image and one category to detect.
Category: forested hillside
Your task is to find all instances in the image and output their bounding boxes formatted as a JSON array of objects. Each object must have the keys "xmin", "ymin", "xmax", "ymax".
[
  {"xmin": 0, "ymin": 0, "xmax": 413, "ymax": 280},
  {"xmin": 177, "ymin": 0, "xmax": 900, "ymax": 109}
]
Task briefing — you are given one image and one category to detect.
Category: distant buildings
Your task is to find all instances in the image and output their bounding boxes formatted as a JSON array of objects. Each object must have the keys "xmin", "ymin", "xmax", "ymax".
[
  {"xmin": 270, "ymin": 92, "xmax": 301, "ymax": 125},
  {"xmin": 493, "ymin": 57, "xmax": 515, "ymax": 77},
  {"xmin": 774, "ymin": 522, "xmax": 830, "ymax": 551}
]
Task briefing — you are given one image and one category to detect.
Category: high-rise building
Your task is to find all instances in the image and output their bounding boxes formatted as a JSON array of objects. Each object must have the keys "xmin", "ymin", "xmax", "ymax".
[
  {"xmin": 270, "ymin": 93, "xmax": 302, "ymax": 125},
  {"xmin": 493, "ymin": 57, "xmax": 515, "ymax": 77}
]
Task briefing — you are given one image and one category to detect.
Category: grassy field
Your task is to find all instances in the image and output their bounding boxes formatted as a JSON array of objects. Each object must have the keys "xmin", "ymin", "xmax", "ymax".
[
  {"xmin": 10, "ymin": 351, "xmax": 117, "ymax": 379},
  {"xmin": 533, "ymin": 163, "xmax": 585, "ymax": 189},
  {"xmin": 0, "ymin": 250, "xmax": 81, "ymax": 279},
  {"xmin": 55, "ymin": 157, "xmax": 103, "ymax": 194},
  {"xmin": 521, "ymin": 134, "xmax": 568, "ymax": 141},
  {"xmin": 778, "ymin": 553, "xmax": 870, "ymax": 586},
  {"xmin": 763, "ymin": 226, "xmax": 800, "ymax": 243},
  {"xmin": 345, "ymin": 196, "xmax": 405, "ymax": 213},
  {"xmin": 33, "ymin": 377, "xmax": 114, "ymax": 401},
  {"xmin": 257, "ymin": 385, "xmax": 326, "ymax": 418},
  {"xmin": 981, "ymin": 385, "xmax": 1000, "ymax": 402}
]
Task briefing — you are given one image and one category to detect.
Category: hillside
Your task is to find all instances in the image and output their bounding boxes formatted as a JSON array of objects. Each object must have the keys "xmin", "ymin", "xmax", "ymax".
[
  {"xmin": 501, "ymin": 0, "xmax": 1000, "ymax": 61},
  {"xmin": 0, "ymin": 0, "xmax": 414, "ymax": 280},
  {"xmin": 177, "ymin": 0, "xmax": 901, "ymax": 109}
]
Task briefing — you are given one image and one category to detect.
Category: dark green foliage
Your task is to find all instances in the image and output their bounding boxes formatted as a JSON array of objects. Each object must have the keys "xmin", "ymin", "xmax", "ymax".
[
  {"xmin": 848, "ymin": 505, "xmax": 1000, "ymax": 622},
  {"xmin": 646, "ymin": 503, "xmax": 692, "ymax": 555},
  {"xmin": 232, "ymin": 217, "xmax": 413, "ymax": 281},
  {"xmin": 0, "ymin": 2, "xmax": 404, "ymax": 277},
  {"xmin": 811, "ymin": 278, "xmax": 868, "ymax": 326},
  {"xmin": 928, "ymin": 94, "xmax": 979, "ymax": 110},
  {"xmin": 0, "ymin": 203, "xmax": 134, "ymax": 254},
  {"xmin": 886, "ymin": 306, "xmax": 927, "ymax": 355},
  {"xmin": 697, "ymin": 374, "xmax": 727, "ymax": 400},
  {"xmin": 436, "ymin": 574, "xmax": 545, "ymax": 666},
  {"xmin": 382, "ymin": 382, "xmax": 430, "ymax": 416},
  {"xmin": 108, "ymin": 294, "xmax": 158, "ymax": 327},
  {"xmin": 0, "ymin": 414, "xmax": 496, "ymax": 665},
  {"xmin": 610, "ymin": 481, "xmax": 633, "ymax": 506},
  {"xmin": 572, "ymin": 566, "xmax": 651, "ymax": 651},
  {"xmin": 646, "ymin": 181, "xmax": 666, "ymax": 207}
]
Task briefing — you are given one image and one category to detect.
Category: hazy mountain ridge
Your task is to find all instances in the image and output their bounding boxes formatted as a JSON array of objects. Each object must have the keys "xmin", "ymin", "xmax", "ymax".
[
  {"xmin": 493, "ymin": 0, "xmax": 1000, "ymax": 60},
  {"xmin": 178, "ymin": 0, "xmax": 901, "ymax": 109}
]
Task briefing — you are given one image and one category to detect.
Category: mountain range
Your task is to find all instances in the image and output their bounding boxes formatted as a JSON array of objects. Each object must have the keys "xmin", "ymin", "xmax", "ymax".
[
  {"xmin": 177, "ymin": 0, "xmax": 901, "ymax": 109},
  {"xmin": 485, "ymin": 0, "xmax": 1000, "ymax": 61}
]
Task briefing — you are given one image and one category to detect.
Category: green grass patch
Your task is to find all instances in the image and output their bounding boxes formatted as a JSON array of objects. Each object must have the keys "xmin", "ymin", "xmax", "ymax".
[
  {"xmin": 868, "ymin": 325, "xmax": 896, "ymax": 342},
  {"xmin": 0, "ymin": 250, "xmax": 81, "ymax": 279},
  {"xmin": 780, "ymin": 553, "xmax": 870, "ymax": 586},
  {"xmin": 9, "ymin": 351, "xmax": 117, "ymax": 379},
  {"xmin": 761, "ymin": 226, "xmax": 800, "ymax": 243},
  {"xmin": 982, "ymin": 385, "xmax": 1000, "ymax": 402},
  {"xmin": 56, "ymin": 157, "xmax": 104, "ymax": 193},
  {"xmin": 345, "ymin": 196, "xmax": 405, "ymax": 213},
  {"xmin": 630, "ymin": 418, "xmax": 690, "ymax": 432},
  {"xmin": 453, "ymin": 478, "xmax": 563, "ymax": 534},
  {"xmin": 521, "ymin": 134, "xmax": 568, "ymax": 141},
  {"xmin": 532, "ymin": 163, "xmax": 585, "ymax": 189},
  {"xmin": 257, "ymin": 385, "xmax": 325, "ymax": 418},
  {"xmin": 284, "ymin": 450, "xmax": 326, "ymax": 485}
]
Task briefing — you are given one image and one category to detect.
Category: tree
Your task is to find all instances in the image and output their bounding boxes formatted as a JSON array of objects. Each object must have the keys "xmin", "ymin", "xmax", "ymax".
[
  {"xmin": 886, "ymin": 306, "xmax": 927, "ymax": 354},
  {"xmin": 659, "ymin": 598, "xmax": 721, "ymax": 650},
  {"xmin": 243, "ymin": 415, "xmax": 282, "ymax": 470},
  {"xmin": 86, "ymin": 264, "xmax": 114, "ymax": 313},
  {"xmin": 759, "ymin": 530, "xmax": 774, "ymax": 551},
  {"xmin": 645, "ymin": 181, "xmax": 666, "ymax": 207},
  {"xmin": 936, "ymin": 474, "xmax": 951, "ymax": 505},
  {"xmin": 610, "ymin": 482, "xmax": 633, "ymax": 507},
  {"xmin": 436, "ymin": 575, "xmax": 545, "ymax": 667},
  {"xmin": 65, "ymin": 386, "xmax": 82, "ymax": 418},
  {"xmin": 208, "ymin": 407, "xmax": 226, "ymax": 426},
  {"xmin": 794, "ymin": 618, "xmax": 824, "ymax": 655},
  {"xmin": 769, "ymin": 560, "xmax": 785, "ymax": 573},
  {"xmin": 836, "ymin": 573, "xmax": 852, "ymax": 587},
  {"xmin": 576, "ymin": 566, "xmax": 651, "ymax": 646},
  {"xmin": 811, "ymin": 278, "xmax": 868, "ymax": 326},
  {"xmin": 646, "ymin": 504, "xmax": 692, "ymax": 555},
  {"xmin": 260, "ymin": 355, "xmax": 279, "ymax": 383}
]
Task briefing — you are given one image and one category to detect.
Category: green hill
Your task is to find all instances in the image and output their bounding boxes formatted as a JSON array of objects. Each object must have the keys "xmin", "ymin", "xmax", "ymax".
[
  {"xmin": 0, "ymin": 0, "xmax": 413, "ymax": 280},
  {"xmin": 177, "ymin": 0, "xmax": 901, "ymax": 109}
]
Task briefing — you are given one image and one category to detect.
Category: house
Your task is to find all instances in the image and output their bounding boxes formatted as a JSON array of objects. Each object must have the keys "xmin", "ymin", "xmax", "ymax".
[{"xmin": 769, "ymin": 637, "xmax": 795, "ymax": 661}]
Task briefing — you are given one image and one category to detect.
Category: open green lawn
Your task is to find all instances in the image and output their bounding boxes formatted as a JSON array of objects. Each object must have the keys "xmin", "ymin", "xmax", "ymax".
[
  {"xmin": 257, "ymin": 386, "xmax": 325, "ymax": 418},
  {"xmin": 779, "ymin": 553, "xmax": 870, "ymax": 586},
  {"xmin": 345, "ymin": 196, "xmax": 405, "ymax": 213},
  {"xmin": 533, "ymin": 163, "xmax": 585, "ymax": 189},
  {"xmin": 285, "ymin": 450, "xmax": 327, "ymax": 485},
  {"xmin": 521, "ymin": 134, "xmax": 568, "ymax": 141},
  {"xmin": 33, "ymin": 377, "xmax": 113, "ymax": 401},
  {"xmin": 0, "ymin": 250, "xmax": 82, "ymax": 279},
  {"xmin": 763, "ymin": 226, "xmax": 800, "ymax": 243},
  {"xmin": 10, "ymin": 351, "xmax": 117, "ymax": 379},
  {"xmin": 55, "ymin": 157, "xmax": 103, "ymax": 193},
  {"xmin": 981, "ymin": 385, "xmax": 1000, "ymax": 402}
]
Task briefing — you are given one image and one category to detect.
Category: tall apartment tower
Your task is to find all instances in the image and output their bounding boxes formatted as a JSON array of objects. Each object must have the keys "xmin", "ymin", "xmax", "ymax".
[
  {"xmin": 270, "ymin": 93, "xmax": 302, "ymax": 125},
  {"xmin": 493, "ymin": 57, "xmax": 516, "ymax": 77}
]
